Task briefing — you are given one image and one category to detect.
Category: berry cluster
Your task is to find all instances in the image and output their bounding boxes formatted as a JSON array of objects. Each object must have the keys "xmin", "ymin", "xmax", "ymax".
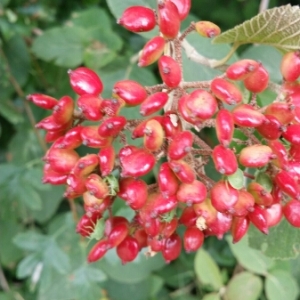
[{"xmin": 28, "ymin": 0, "xmax": 300, "ymax": 264}]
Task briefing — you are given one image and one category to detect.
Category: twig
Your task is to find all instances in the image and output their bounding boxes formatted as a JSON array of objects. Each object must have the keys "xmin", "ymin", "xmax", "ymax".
[{"xmin": 0, "ymin": 47, "xmax": 48, "ymax": 153}]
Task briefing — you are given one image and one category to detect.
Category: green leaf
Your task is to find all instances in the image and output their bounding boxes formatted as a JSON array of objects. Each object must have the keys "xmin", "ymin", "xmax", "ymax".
[
  {"xmin": 227, "ymin": 168, "xmax": 244, "ymax": 190},
  {"xmin": 16, "ymin": 253, "xmax": 41, "ymax": 279},
  {"xmin": 248, "ymin": 219, "xmax": 300, "ymax": 259},
  {"xmin": 255, "ymin": 173, "xmax": 273, "ymax": 193},
  {"xmin": 13, "ymin": 231, "xmax": 47, "ymax": 251},
  {"xmin": 0, "ymin": 99, "xmax": 24, "ymax": 124},
  {"xmin": 224, "ymin": 272, "xmax": 263, "ymax": 300},
  {"xmin": 203, "ymin": 293, "xmax": 221, "ymax": 300},
  {"xmin": 194, "ymin": 248, "xmax": 223, "ymax": 291},
  {"xmin": 43, "ymin": 240, "xmax": 70, "ymax": 274},
  {"xmin": 18, "ymin": 182, "xmax": 42, "ymax": 210},
  {"xmin": 72, "ymin": 265, "xmax": 107, "ymax": 284},
  {"xmin": 213, "ymin": 5, "xmax": 300, "ymax": 52},
  {"xmin": 265, "ymin": 270, "xmax": 299, "ymax": 300},
  {"xmin": 32, "ymin": 27, "xmax": 89, "ymax": 67},
  {"xmin": 226, "ymin": 235, "xmax": 273, "ymax": 275},
  {"xmin": 149, "ymin": 275, "xmax": 164, "ymax": 297}
]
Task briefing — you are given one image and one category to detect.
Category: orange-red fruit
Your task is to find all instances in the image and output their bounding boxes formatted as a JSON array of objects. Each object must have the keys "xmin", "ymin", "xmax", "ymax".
[
  {"xmin": 210, "ymin": 181, "xmax": 239, "ymax": 213},
  {"xmin": 157, "ymin": 0, "xmax": 181, "ymax": 39},
  {"xmin": 27, "ymin": 93, "xmax": 58, "ymax": 110},
  {"xmin": 71, "ymin": 154, "xmax": 99, "ymax": 177},
  {"xmin": 140, "ymin": 92, "xmax": 168, "ymax": 116},
  {"xmin": 158, "ymin": 55, "xmax": 182, "ymax": 88},
  {"xmin": 68, "ymin": 67, "xmax": 103, "ymax": 96},
  {"xmin": 35, "ymin": 115, "xmax": 71, "ymax": 131},
  {"xmin": 170, "ymin": 0, "xmax": 191, "ymax": 20},
  {"xmin": 265, "ymin": 102, "xmax": 294, "ymax": 125},
  {"xmin": 161, "ymin": 112, "xmax": 182, "ymax": 138},
  {"xmin": 179, "ymin": 206, "xmax": 197, "ymax": 227},
  {"xmin": 158, "ymin": 162, "xmax": 179, "ymax": 197},
  {"xmin": 83, "ymin": 193, "xmax": 111, "ymax": 213},
  {"xmin": 143, "ymin": 119, "xmax": 165, "ymax": 151},
  {"xmin": 118, "ymin": 177, "xmax": 148, "ymax": 210},
  {"xmin": 169, "ymin": 159, "xmax": 195, "ymax": 184},
  {"xmin": 243, "ymin": 65, "xmax": 269, "ymax": 93},
  {"xmin": 239, "ymin": 145, "xmax": 273, "ymax": 168},
  {"xmin": 98, "ymin": 146, "xmax": 115, "ymax": 176},
  {"xmin": 66, "ymin": 173, "xmax": 87, "ymax": 196},
  {"xmin": 58, "ymin": 126, "xmax": 83, "ymax": 149},
  {"xmin": 118, "ymin": 6, "xmax": 156, "ymax": 33},
  {"xmin": 42, "ymin": 163, "xmax": 68, "ymax": 185},
  {"xmin": 232, "ymin": 104, "xmax": 265, "ymax": 127},
  {"xmin": 280, "ymin": 50, "xmax": 300, "ymax": 82},
  {"xmin": 101, "ymin": 97, "xmax": 124, "ymax": 116},
  {"xmin": 247, "ymin": 182, "xmax": 274, "ymax": 207},
  {"xmin": 87, "ymin": 239, "xmax": 109, "ymax": 263},
  {"xmin": 183, "ymin": 227, "xmax": 204, "ymax": 252},
  {"xmin": 226, "ymin": 59, "xmax": 259, "ymax": 81},
  {"xmin": 282, "ymin": 124, "xmax": 300, "ymax": 145},
  {"xmin": 212, "ymin": 145, "xmax": 238, "ymax": 175},
  {"xmin": 195, "ymin": 21, "xmax": 221, "ymax": 38},
  {"xmin": 178, "ymin": 94, "xmax": 200, "ymax": 125},
  {"xmin": 81, "ymin": 126, "xmax": 112, "ymax": 148},
  {"xmin": 176, "ymin": 180, "xmax": 207, "ymax": 205},
  {"xmin": 274, "ymin": 170, "xmax": 300, "ymax": 199},
  {"xmin": 210, "ymin": 78, "xmax": 243, "ymax": 105},
  {"xmin": 138, "ymin": 36, "xmax": 166, "ymax": 67},
  {"xmin": 248, "ymin": 205, "xmax": 268, "ymax": 234},
  {"xmin": 232, "ymin": 190, "xmax": 255, "ymax": 217},
  {"xmin": 162, "ymin": 233, "xmax": 182, "ymax": 263},
  {"xmin": 98, "ymin": 116, "xmax": 127, "ymax": 138},
  {"xmin": 283, "ymin": 199, "xmax": 300, "ymax": 227},
  {"xmin": 215, "ymin": 109, "xmax": 234, "ymax": 147},
  {"xmin": 119, "ymin": 145, "xmax": 156, "ymax": 177},
  {"xmin": 268, "ymin": 140, "xmax": 288, "ymax": 168},
  {"xmin": 77, "ymin": 95, "xmax": 103, "ymax": 121},
  {"xmin": 185, "ymin": 89, "xmax": 218, "ymax": 120},
  {"xmin": 256, "ymin": 115, "xmax": 282, "ymax": 140},
  {"xmin": 85, "ymin": 174, "xmax": 109, "ymax": 199},
  {"xmin": 168, "ymin": 130, "xmax": 193, "ymax": 160},
  {"xmin": 45, "ymin": 130, "xmax": 66, "ymax": 143},
  {"xmin": 113, "ymin": 80, "xmax": 147, "ymax": 106},
  {"xmin": 231, "ymin": 216, "xmax": 249, "ymax": 243},
  {"xmin": 266, "ymin": 203, "xmax": 282, "ymax": 227},
  {"xmin": 132, "ymin": 116, "xmax": 163, "ymax": 139}
]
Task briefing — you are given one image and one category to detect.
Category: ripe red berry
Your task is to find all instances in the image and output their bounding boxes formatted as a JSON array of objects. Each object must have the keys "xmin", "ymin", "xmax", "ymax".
[
  {"xmin": 232, "ymin": 104, "xmax": 265, "ymax": 127},
  {"xmin": 87, "ymin": 239, "xmax": 109, "ymax": 263},
  {"xmin": 248, "ymin": 205, "xmax": 268, "ymax": 234},
  {"xmin": 27, "ymin": 93, "xmax": 58, "ymax": 110},
  {"xmin": 157, "ymin": 0, "xmax": 181, "ymax": 39},
  {"xmin": 226, "ymin": 59, "xmax": 259, "ymax": 81},
  {"xmin": 247, "ymin": 182, "xmax": 274, "ymax": 207},
  {"xmin": 231, "ymin": 216, "xmax": 249, "ymax": 243},
  {"xmin": 158, "ymin": 162, "xmax": 179, "ymax": 197},
  {"xmin": 243, "ymin": 65, "xmax": 269, "ymax": 93},
  {"xmin": 169, "ymin": 160, "xmax": 195, "ymax": 184},
  {"xmin": 162, "ymin": 233, "xmax": 182, "ymax": 263},
  {"xmin": 183, "ymin": 227, "xmax": 204, "ymax": 252},
  {"xmin": 280, "ymin": 50, "xmax": 300, "ymax": 82},
  {"xmin": 283, "ymin": 199, "xmax": 300, "ymax": 227},
  {"xmin": 98, "ymin": 116, "xmax": 127, "ymax": 138},
  {"xmin": 116, "ymin": 236, "xmax": 139, "ymax": 264},
  {"xmin": 274, "ymin": 170, "xmax": 300, "ymax": 199},
  {"xmin": 143, "ymin": 119, "xmax": 165, "ymax": 151},
  {"xmin": 179, "ymin": 206, "xmax": 197, "ymax": 227},
  {"xmin": 68, "ymin": 67, "xmax": 103, "ymax": 96},
  {"xmin": 265, "ymin": 102, "xmax": 294, "ymax": 125},
  {"xmin": 232, "ymin": 190, "xmax": 255, "ymax": 217},
  {"xmin": 77, "ymin": 95, "xmax": 103, "ymax": 121},
  {"xmin": 158, "ymin": 55, "xmax": 182, "ymax": 88},
  {"xmin": 265, "ymin": 203, "xmax": 282, "ymax": 227},
  {"xmin": 215, "ymin": 109, "xmax": 234, "ymax": 147},
  {"xmin": 138, "ymin": 36, "xmax": 166, "ymax": 67},
  {"xmin": 168, "ymin": 130, "xmax": 193, "ymax": 160},
  {"xmin": 85, "ymin": 174, "xmax": 110, "ymax": 199},
  {"xmin": 195, "ymin": 21, "xmax": 221, "ymax": 38},
  {"xmin": 71, "ymin": 154, "xmax": 99, "ymax": 177},
  {"xmin": 118, "ymin": 6, "xmax": 156, "ymax": 33},
  {"xmin": 80, "ymin": 126, "xmax": 112, "ymax": 148},
  {"xmin": 282, "ymin": 124, "xmax": 300, "ymax": 145},
  {"xmin": 176, "ymin": 180, "xmax": 207, "ymax": 205},
  {"xmin": 42, "ymin": 163, "xmax": 68, "ymax": 185},
  {"xmin": 256, "ymin": 115, "xmax": 283, "ymax": 140},
  {"xmin": 239, "ymin": 145, "xmax": 273, "ymax": 168},
  {"xmin": 212, "ymin": 145, "xmax": 238, "ymax": 175},
  {"xmin": 170, "ymin": 0, "xmax": 191, "ymax": 20},
  {"xmin": 98, "ymin": 146, "xmax": 115, "ymax": 177},
  {"xmin": 140, "ymin": 92, "xmax": 168, "ymax": 116}
]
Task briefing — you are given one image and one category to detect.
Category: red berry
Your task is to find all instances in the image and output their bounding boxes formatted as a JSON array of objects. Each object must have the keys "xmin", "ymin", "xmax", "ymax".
[
  {"xmin": 162, "ymin": 233, "xmax": 182, "ymax": 262},
  {"xmin": 169, "ymin": 160, "xmax": 195, "ymax": 184},
  {"xmin": 118, "ymin": 6, "xmax": 156, "ymax": 33},
  {"xmin": 283, "ymin": 199, "xmax": 300, "ymax": 227},
  {"xmin": 85, "ymin": 174, "xmax": 109, "ymax": 199},
  {"xmin": 158, "ymin": 55, "xmax": 182, "ymax": 88},
  {"xmin": 143, "ymin": 119, "xmax": 165, "ymax": 152},
  {"xmin": 80, "ymin": 126, "xmax": 112, "ymax": 148},
  {"xmin": 256, "ymin": 115, "xmax": 283, "ymax": 140},
  {"xmin": 140, "ymin": 92, "xmax": 168, "ymax": 116},
  {"xmin": 68, "ymin": 67, "xmax": 103, "ymax": 96},
  {"xmin": 98, "ymin": 146, "xmax": 115, "ymax": 177},
  {"xmin": 239, "ymin": 145, "xmax": 273, "ymax": 168},
  {"xmin": 243, "ymin": 65, "xmax": 269, "ymax": 93},
  {"xmin": 98, "ymin": 116, "xmax": 127, "ymax": 138},
  {"xmin": 158, "ymin": 162, "xmax": 179, "ymax": 197},
  {"xmin": 231, "ymin": 216, "xmax": 249, "ymax": 243},
  {"xmin": 161, "ymin": 112, "xmax": 182, "ymax": 138},
  {"xmin": 226, "ymin": 59, "xmax": 259, "ymax": 81},
  {"xmin": 232, "ymin": 104, "xmax": 265, "ymax": 127},
  {"xmin": 248, "ymin": 205, "xmax": 268, "ymax": 234},
  {"xmin": 71, "ymin": 154, "xmax": 99, "ymax": 177},
  {"xmin": 266, "ymin": 203, "xmax": 282, "ymax": 227},
  {"xmin": 183, "ymin": 227, "xmax": 204, "ymax": 252},
  {"xmin": 176, "ymin": 180, "xmax": 207, "ymax": 205},
  {"xmin": 280, "ymin": 50, "xmax": 300, "ymax": 82},
  {"xmin": 77, "ymin": 95, "xmax": 103, "ymax": 121},
  {"xmin": 87, "ymin": 239, "xmax": 109, "ymax": 263},
  {"xmin": 179, "ymin": 206, "xmax": 197, "ymax": 227},
  {"xmin": 27, "ymin": 93, "xmax": 58, "ymax": 110},
  {"xmin": 170, "ymin": 0, "xmax": 191, "ymax": 20},
  {"xmin": 265, "ymin": 102, "xmax": 294, "ymax": 125},
  {"xmin": 215, "ymin": 109, "xmax": 234, "ymax": 147},
  {"xmin": 138, "ymin": 36, "xmax": 166, "ymax": 67},
  {"xmin": 212, "ymin": 145, "xmax": 238, "ymax": 175},
  {"xmin": 195, "ymin": 21, "xmax": 221, "ymax": 38},
  {"xmin": 42, "ymin": 163, "xmax": 68, "ymax": 185},
  {"xmin": 274, "ymin": 170, "xmax": 300, "ymax": 199},
  {"xmin": 168, "ymin": 130, "xmax": 193, "ymax": 160},
  {"xmin": 247, "ymin": 182, "xmax": 274, "ymax": 207},
  {"xmin": 282, "ymin": 124, "xmax": 300, "ymax": 145},
  {"xmin": 232, "ymin": 190, "xmax": 255, "ymax": 217},
  {"xmin": 116, "ymin": 236, "xmax": 139, "ymax": 264}
]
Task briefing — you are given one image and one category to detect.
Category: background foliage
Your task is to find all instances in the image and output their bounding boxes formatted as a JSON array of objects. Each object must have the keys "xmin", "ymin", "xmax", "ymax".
[{"xmin": 0, "ymin": 0, "xmax": 300, "ymax": 299}]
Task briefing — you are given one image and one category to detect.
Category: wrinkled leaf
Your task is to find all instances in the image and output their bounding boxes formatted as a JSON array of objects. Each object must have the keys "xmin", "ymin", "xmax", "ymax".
[
  {"xmin": 226, "ymin": 235, "xmax": 273, "ymax": 275},
  {"xmin": 248, "ymin": 219, "xmax": 300, "ymax": 259},
  {"xmin": 224, "ymin": 272, "xmax": 263, "ymax": 300},
  {"xmin": 194, "ymin": 248, "xmax": 223, "ymax": 291},
  {"xmin": 265, "ymin": 270, "xmax": 299, "ymax": 300},
  {"xmin": 213, "ymin": 5, "xmax": 300, "ymax": 52}
]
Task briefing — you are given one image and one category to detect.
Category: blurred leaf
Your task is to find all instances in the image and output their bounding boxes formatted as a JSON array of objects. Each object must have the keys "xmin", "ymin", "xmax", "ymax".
[
  {"xmin": 224, "ymin": 272, "xmax": 263, "ymax": 300},
  {"xmin": 18, "ymin": 182, "xmax": 42, "ymax": 210},
  {"xmin": 213, "ymin": 5, "xmax": 300, "ymax": 52},
  {"xmin": 13, "ymin": 231, "xmax": 47, "ymax": 252},
  {"xmin": 16, "ymin": 252, "xmax": 41, "ymax": 279},
  {"xmin": 149, "ymin": 275, "xmax": 164, "ymax": 297},
  {"xmin": 0, "ymin": 99, "xmax": 24, "ymax": 124},
  {"xmin": 248, "ymin": 219, "xmax": 300, "ymax": 259},
  {"xmin": 0, "ymin": 293, "xmax": 13, "ymax": 300},
  {"xmin": 73, "ymin": 265, "xmax": 107, "ymax": 284},
  {"xmin": 226, "ymin": 235, "xmax": 273, "ymax": 275},
  {"xmin": 240, "ymin": 45, "xmax": 282, "ymax": 82},
  {"xmin": 265, "ymin": 270, "xmax": 299, "ymax": 300},
  {"xmin": 227, "ymin": 168, "xmax": 244, "ymax": 190},
  {"xmin": 32, "ymin": 27, "xmax": 89, "ymax": 68},
  {"xmin": 203, "ymin": 293, "xmax": 221, "ymax": 300},
  {"xmin": 0, "ymin": 219, "xmax": 23, "ymax": 266},
  {"xmin": 3, "ymin": 34, "xmax": 30, "ymax": 86},
  {"xmin": 194, "ymin": 248, "xmax": 223, "ymax": 291}
]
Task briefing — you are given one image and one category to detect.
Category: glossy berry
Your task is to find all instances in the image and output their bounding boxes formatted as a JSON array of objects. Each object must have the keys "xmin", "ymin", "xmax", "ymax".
[
  {"xmin": 138, "ymin": 36, "xmax": 166, "ymax": 67},
  {"xmin": 27, "ymin": 94, "xmax": 58, "ymax": 110},
  {"xmin": 168, "ymin": 130, "xmax": 193, "ymax": 160},
  {"xmin": 239, "ymin": 145, "xmax": 273, "ymax": 168},
  {"xmin": 283, "ymin": 199, "xmax": 300, "ymax": 227},
  {"xmin": 98, "ymin": 116, "xmax": 127, "ymax": 137},
  {"xmin": 87, "ymin": 239, "xmax": 109, "ymax": 263},
  {"xmin": 226, "ymin": 59, "xmax": 259, "ymax": 81},
  {"xmin": 248, "ymin": 205, "xmax": 268, "ymax": 234},
  {"xmin": 282, "ymin": 124, "xmax": 300, "ymax": 145},
  {"xmin": 158, "ymin": 162, "xmax": 179, "ymax": 197},
  {"xmin": 118, "ymin": 6, "xmax": 156, "ymax": 33},
  {"xmin": 265, "ymin": 102, "xmax": 294, "ymax": 125},
  {"xmin": 243, "ymin": 65, "xmax": 269, "ymax": 93},
  {"xmin": 183, "ymin": 227, "xmax": 204, "ymax": 252},
  {"xmin": 176, "ymin": 180, "xmax": 207, "ymax": 205},
  {"xmin": 212, "ymin": 145, "xmax": 238, "ymax": 175},
  {"xmin": 140, "ymin": 92, "xmax": 168, "ymax": 116},
  {"xmin": 81, "ymin": 126, "xmax": 112, "ymax": 148},
  {"xmin": 256, "ymin": 115, "xmax": 282, "ymax": 140},
  {"xmin": 77, "ymin": 95, "xmax": 103, "ymax": 121},
  {"xmin": 170, "ymin": 0, "xmax": 191, "ymax": 20},
  {"xmin": 68, "ymin": 67, "xmax": 103, "ymax": 96},
  {"xmin": 116, "ymin": 236, "xmax": 139, "ymax": 264},
  {"xmin": 169, "ymin": 160, "xmax": 196, "ymax": 184},
  {"xmin": 232, "ymin": 104, "xmax": 265, "ymax": 127},
  {"xmin": 162, "ymin": 233, "xmax": 182, "ymax": 263},
  {"xmin": 98, "ymin": 146, "xmax": 115, "ymax": 176},
  {"xmin": 143, "ymin": 119, "xmax": 165, "ymax": 151},
  {"xmin": 231, "ymin": 216, "xmax": 249, "ymax": 243},
  {"xmin": 280, "ymin": 50, "xmax": 300, "ymax": 82},
  {"xmin": 274, "ymin": 170, "xmax": 300, "ymax": 199},
  {"xmin": 215, "ymin": 109, "xmax": 234, "ymax": 147},
  {"xmin": 158, "ymin": 55, "xmax": 182, "ymax": 88}
]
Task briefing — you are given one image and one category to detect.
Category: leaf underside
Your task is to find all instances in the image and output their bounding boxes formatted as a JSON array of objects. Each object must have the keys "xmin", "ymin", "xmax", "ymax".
[{"xmin": 213, "ymin": 5, "xmax": 300, "ymax": 52}]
